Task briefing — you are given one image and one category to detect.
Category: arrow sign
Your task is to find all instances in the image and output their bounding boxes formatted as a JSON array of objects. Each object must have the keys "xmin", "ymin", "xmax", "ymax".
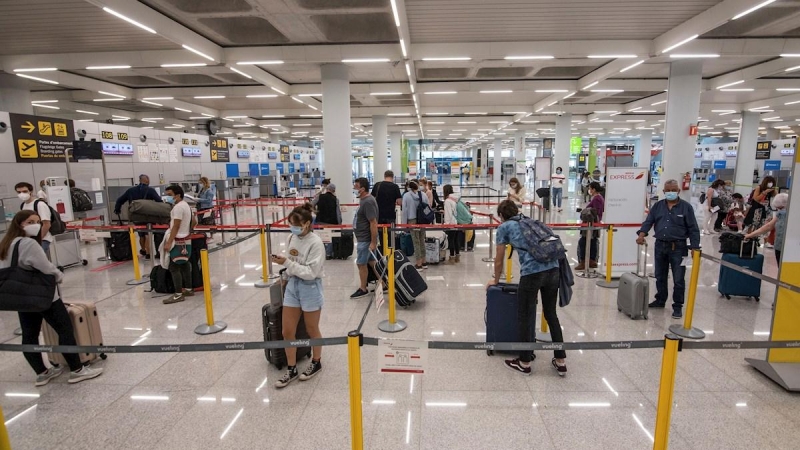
[{"xmin": 22, "ymin": 121, "xmax": 35, "ymax": 133}]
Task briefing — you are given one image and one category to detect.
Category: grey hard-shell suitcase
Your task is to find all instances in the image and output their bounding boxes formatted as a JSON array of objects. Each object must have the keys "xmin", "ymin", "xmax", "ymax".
[{"xmin": 617, "ymin": 244, "xmax": 649, "ymax": 320}]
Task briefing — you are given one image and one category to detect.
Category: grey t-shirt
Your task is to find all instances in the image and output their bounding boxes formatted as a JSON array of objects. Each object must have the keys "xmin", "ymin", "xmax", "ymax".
[{"xmin": 355, "ymin": 195, "xmax": 378, "ymax": 242}]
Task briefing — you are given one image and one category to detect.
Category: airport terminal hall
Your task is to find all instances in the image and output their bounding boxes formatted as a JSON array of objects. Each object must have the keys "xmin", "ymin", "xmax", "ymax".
[{"xmin": 2, "ymin": 0, "xmax": 800, "ymax": 449}]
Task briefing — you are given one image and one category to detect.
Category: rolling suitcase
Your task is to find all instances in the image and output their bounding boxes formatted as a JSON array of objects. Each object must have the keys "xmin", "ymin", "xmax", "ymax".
[
  {"xmin": 262, "ymin": 304, "xmax": 312, "ymax": 370},
  {"xmin": 396, "ymin": 232, "xmax": 414, "ymax": 257},
  {"xmin": 425, "ymin": 237, "xmax": 442, "ymax": 264},
  {"xmin": 485, "ymin": 283, "xmax": 536, "ymax": 357},
  {"xmin": 190, "ymin": 233, "xmax": 207, "ymax": 290},
  {"xmin": 718, "ymin": 253, "xmax": 763, "ymax": 301},
  {"xmin": 105, "ymin": 232, "xmax": 132, "ymax": 261},
  {"xmin": 617, "ymin": 244, "xmax": 649, "ymax": 320},
  {"xmin": 374, "ymin": 250, "xmax": 428, "ymax": 307},
  {"xmin": 331, "ymin": 230, "xmax": 354, "ymax": 260},
  {"xmin": 42, "ymin": 302, "xmax": 106, "ymax": 367}
]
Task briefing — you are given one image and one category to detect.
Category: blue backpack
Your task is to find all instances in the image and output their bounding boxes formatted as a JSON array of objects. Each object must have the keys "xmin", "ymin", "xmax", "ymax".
[
  {"xmin": 416, "ymin": 192, "xmax": 435, "ymax": 224},
  {"xmin": 508, "ymin": 215, "xmax": 566, "ymax": 263}
]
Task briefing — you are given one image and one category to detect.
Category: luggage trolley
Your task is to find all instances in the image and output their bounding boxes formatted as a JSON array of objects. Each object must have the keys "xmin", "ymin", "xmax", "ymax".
[{"xmin": 50, "ymin": 229, "xmax": 89, "ymax": 271}]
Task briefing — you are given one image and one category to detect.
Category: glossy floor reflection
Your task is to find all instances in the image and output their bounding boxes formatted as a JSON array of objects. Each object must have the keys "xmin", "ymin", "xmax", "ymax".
[{"xmin": 1, "ymin": 185, "xmax": 798, "ymax": 449}]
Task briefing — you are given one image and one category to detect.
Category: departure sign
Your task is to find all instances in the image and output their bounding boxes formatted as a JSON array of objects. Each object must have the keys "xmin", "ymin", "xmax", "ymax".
[
  {"xmin": 756, "ymin": 141, "xmax": 771, "ymax": 160},
  {"xmin": 10, "ymin": 113, "xmax": 75, "ymax": 162},
  {"xmin": 280, "ymin": 144, "xmax": 290, "ymax": 162},
  {"xmin": 210, "ymin": 137, "xmax": 229, "ymax": 162}
]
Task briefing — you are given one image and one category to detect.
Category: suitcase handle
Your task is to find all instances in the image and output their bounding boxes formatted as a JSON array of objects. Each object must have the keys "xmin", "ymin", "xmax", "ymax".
[{"xmin": 634, "ymin": 243, "xmax": 648, "ymax": 277}]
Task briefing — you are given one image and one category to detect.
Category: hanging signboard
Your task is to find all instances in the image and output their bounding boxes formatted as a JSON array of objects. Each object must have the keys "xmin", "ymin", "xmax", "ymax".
[
  {"xmin": 10, "ymin": 113, "xmax": 75, "ymax": 162},
  {"xmin": 280, "ymin": 144, "xmax": 291, "ymax": 162},
  {"xmin": 210, "ymin": 138, "xmax": 229, "ymax": 162},
  {"xmin": 756, "ymin": 141, "xmax": 772, "ymax": 160},
  {"xmin": 603, "ymin": 167, "xmax": 648, "ymax": 278},
  {"xmin": 542, "ymin": 138, "xmax": 554, "ymax": 158}
]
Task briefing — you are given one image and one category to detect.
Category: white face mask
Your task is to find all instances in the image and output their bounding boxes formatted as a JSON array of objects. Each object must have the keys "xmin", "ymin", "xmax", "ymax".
[
  {"xmin": 17, "ymin": 192, "xmax": 30, "ymax": 202},
  {"xmin": 767, "ymin": 183, "xmax": 774, "ymax": 188},
  {"xmin": 23, "ymin": 224, "xmax": 41, "ymax": 237}
]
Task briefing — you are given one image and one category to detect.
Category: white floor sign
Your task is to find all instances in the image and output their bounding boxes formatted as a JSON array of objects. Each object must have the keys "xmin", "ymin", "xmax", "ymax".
[
  {"xmin": 378, "ymin": 339, "xmax": 428, "ymax": 374},
  {"xmin": 603, "ymin": 167, "xmax": 648, "ymax": 277}
]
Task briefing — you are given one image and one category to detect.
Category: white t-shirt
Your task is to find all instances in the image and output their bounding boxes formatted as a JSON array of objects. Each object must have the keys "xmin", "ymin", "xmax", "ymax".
[
  {"xmin": 170, "ymin": 201, "xmax": 193, "ymax": 239},
  {"xmin": 551, "ymin": 172, "xmax": 566, "ymax": 187},
  {"xmin": 22, "ymin": 200, "xmax": 53, "ymax": 242}
]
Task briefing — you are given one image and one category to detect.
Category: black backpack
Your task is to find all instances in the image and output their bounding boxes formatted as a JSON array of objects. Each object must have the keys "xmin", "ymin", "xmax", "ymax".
[
  {"xmin": 149, "ymin": 266, "xmax": 174, "ymax": 293},
  {"xmin": 415, "ymin": 192, "xmax": 435, "ymax": 225},
  {"xmin": 21, "ymin": 200, "xmax": 66, "ymax": 235},
  {"xmin": 71, "ymin": 187, "xmax": 93, "ymax": 212}
]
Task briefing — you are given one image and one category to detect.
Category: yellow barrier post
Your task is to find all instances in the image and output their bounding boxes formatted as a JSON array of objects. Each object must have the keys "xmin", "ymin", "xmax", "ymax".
[
  {"xmin": 668, "ymin": 249, "xmax": 706, "ymax": 339},
  {"xmin": 0, "ymin": 403, "xmax": 10, "ymax": 450},
  {"xmin": 347, "ymin": 331, "xmax": 364, "ymax": 450},
  {"xmin": 596, "ymin": 225, "xmax": 619, "ymax": 288},
  {"xmin": 255, "ymin": 226, "xmax": 271, "ymax": 288},
  {"xmin": 194, "ymin": 249, "xmax": 228, "ymax": 335},
  {"xmin": 126, "ymin": 226, "xmax": 149, "ymax": 286},
  {"xmin": 378, "ymin": 247, "xmax": 407, "ymax": 332},
  {"xmin": 505, "ymin": 245, "xmax": 513, "ymax": 283},
  {"xmin": 653, "ymin": 334, "xmax": 681, "ymax": 450}
]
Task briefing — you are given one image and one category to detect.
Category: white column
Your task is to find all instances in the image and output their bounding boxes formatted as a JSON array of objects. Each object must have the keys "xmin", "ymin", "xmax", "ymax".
[
  {"xmin": 493, "ymin": 137, "xmax": 503, "ymax": 184},
  {"xmin": 321, "ymin": 64, "xmax": 352, "ymax": 188},
  {"xmin": 0, "ymin": 88, "xmax": 33, "ymax": 114},
  {"xmin": 734, "ymin": 111, "xmax": 760, "ymax": 196},
  {"xmin": 554, "ymin": 113, "xmax": 572, "ymax": 180},
  {"xmin": 389, "ymin": 131, "xmax": 401, "ymax": 173},
  {"xmin": 636, "ymin": 129, "xmax": 653, "ymax": 171},
  {"xmin": 766, "ymin": 127, "xmax": 781, "ymax": 141},
  {"xmin": 662, "ymin": 60, "xmax": 703, "ymax": 200},
  {"xmin": 515, "ymin": 131, "xmax": 525, "ymax": 176},
  {"xmin": 372, "ymin": 115, "xmax": 388, "ymax": 180}
]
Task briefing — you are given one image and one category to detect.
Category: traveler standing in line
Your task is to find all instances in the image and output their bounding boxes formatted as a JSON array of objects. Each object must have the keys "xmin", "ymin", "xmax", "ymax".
[
  {"xmin": 427, "ymin": 180, "xmax": 441, "ymax": 210},
  {"xmin": 311, "ymin": 178, "xmax": 331, "ymax": 209},
  {"xmin": 402, "ymin": 181, "xmax": 429, "ymax": 270},
  {"xmin": 15, "ymin": 182, "xmax": 53, "ymax": 256},
  {"xmin": 197, "ymin": 177, "xmax": 216, "ymax": 225},
  {"xmin": 442, "ymin": 184, "xmax": 461, "ymax": 264},
  {"xmin": 703, "ymin": 179, "xmax": 729, "ymax": 234},
  {"xmin": 489, "ymin": 200, "xmax": 566, "ymax": 376},
  {"xmin": 636, "ymin": 179, "xmax": 701, "ymax": 319},
  {"xmin": 113, "ymin": 175, "xmax": 163, "ymax": 260},
  {"xmin": 580, "ymin": 172, "xmax": 591, "ymax": 203},
  {"xmin": 0, "ymin": 210, "xmax": 103, "ymax": 386},
  {"xmin": 162, "ymin": 185, "xmax": 195, "ymax": 304},
  {"xmin": 575, "ymin": 181, "xmax": 605, "ymax": 271},
  {"xmin": 551, "ymin": 167, "xmax": 566, "ymax": 212},
  {"xmin": 745, "ymin": 193, "xmax": 788, "ymax": 264},
  {"xmin": 371, "ymin": 171, "xmax": 403, "ymax": 251},
  {"xmin": 419, "ymin": 177, "xmax": 434, "ymax": 206},
  {"xmin": 37, "ymin": 180, "xmax": 48, "ymax": 201},
  {"xmin": 273, "ymin": 204, "xmax": 326, "ymax": 388},
  {"xmin": 315, "ymin": 183, "xmax": 341, "ymax": 259},
  {"xmin": 350, "ymin": 178, "xmax": 378, "ymax": 299},
  {"xmin": 507, "ymin": 177, "xmax": 527, "ymax": 208}
]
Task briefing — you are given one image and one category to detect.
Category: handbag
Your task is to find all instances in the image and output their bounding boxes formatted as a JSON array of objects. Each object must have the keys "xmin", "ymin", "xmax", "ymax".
[
  {"xmin": 169, "ymin": 238, "xmax": 191, "ymax": 265},
  {"xmin": 0, "ymin": 241, "xmax": 57, "ymax": 312}
]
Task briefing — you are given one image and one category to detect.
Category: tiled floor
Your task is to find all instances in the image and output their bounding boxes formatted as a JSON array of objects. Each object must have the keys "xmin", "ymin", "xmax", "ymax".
[{"xmin": 1, "ymin": 183, "xmax": 798, "ymax": 450}]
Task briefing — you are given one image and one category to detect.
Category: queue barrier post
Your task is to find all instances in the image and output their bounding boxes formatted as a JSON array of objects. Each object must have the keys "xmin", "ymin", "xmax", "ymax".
[
  {"xmin": 382, "ymin": 226, "xmax": 390, "ymax": 257},
  {"xmin": 668, "ymin": 249, "xmax": 706, "ymax": 339},
  {"xmin": 504, "ymin": 245, "xmax": 513, "ymax": 283},
  {"xmin": 265, "ymin": 224, "xmax": 279, "ymax": 280},
  {"xmin": 347, "ymin": 331, "xmax": 365, "ymax": 450},
  {"xmin": 194, "ymin": 249, "xmax": 227, "ymax": 335},
  {"xmin": 0, "ymin": 404, "xmax": 9, "ymax": 450},
  {"xmin": 255, "ymin": 226, "xmax": 271, "ymax": 288},
  {"xmin": 653, "ymin": 334, "xmax": 681, "ymax": 450},
  {"xmin": 126, "ymin": 226, "xmax": 149, "ymax": 286},
  {"xmin": 378, "ymin": 247, "xmax": 407, "ymax": 333},
  {"xmin": 576, "ymin": 222, "xmax": 599, "ymax": 279},
  {"xmin": 597, "ymin": 225, "xmax": 620, "ymax": 288},
  {"xmin": 481, "ymin": 228, "xmax": 496, "ymax": 263},
  {"xmin": 231, "ymin": 200, "xmax": 241, "ymax": 241}
]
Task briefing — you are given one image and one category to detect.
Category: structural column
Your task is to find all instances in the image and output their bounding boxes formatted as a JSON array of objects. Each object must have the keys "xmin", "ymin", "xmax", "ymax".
[
  {"xmin": 389, "ymin": 131, "xmax": 401, "ymax": 173},
  {"xmin": 372, "ymin": 115, "xmax": 388, "ymax": 180},
  {"xmin": 636, "ymin": 129, "xmax": 653, "ymax": 171},
  {"xmin": 321, "ymin": 64, "xmax": 352, "ymax": 187},
  {"xmin": 554, "ymin": 113, "xmax": 572, "ymax": 193},
  {"xmin": 662, "ymin": 60, "xmax": 703, "ymax": 200},
  {"xmin": 733, "ymin": 111, "xmax": 760, "ymax": 196},
  {"xmin": 515, "ymin": 131, "xmax": 525, "ymax": 178},
  {"xmin": 0, "ymin": 75, "xmax": 33, "ymax": 114},
  {"xmin": 493, "ymin": 137, "xmax": 503, "ymax": 184},
  {"xmin": 766, "ymin": 127, "xmax": 781, "ymax": 141}
]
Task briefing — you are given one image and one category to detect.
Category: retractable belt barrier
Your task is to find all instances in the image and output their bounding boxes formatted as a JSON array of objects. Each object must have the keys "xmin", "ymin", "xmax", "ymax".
[{"xmin": 701, "ymin": 252, "xmax": 800, "ymax": 295}]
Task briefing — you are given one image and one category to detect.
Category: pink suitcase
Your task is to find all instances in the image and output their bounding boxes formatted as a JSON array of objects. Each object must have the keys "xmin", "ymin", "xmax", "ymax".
[{"xmin": 42, "ymin": 302, "xmax": 106, "ymax": 366}]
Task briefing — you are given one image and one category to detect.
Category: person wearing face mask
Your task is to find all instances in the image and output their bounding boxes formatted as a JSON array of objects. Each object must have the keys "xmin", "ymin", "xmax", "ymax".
[
  {"xmin": 162, "ymin": 185, "xmax": 195, "ymax": 304},
  {"xmin": 351, "ymin": 177, "xmax": 379, "ymax": 299},
  {"xmin": 507, "ymin": 177, "xmax": 527, "ymax": 208},
  {"xmin": 271, "ymin": 203, "xmax": 326, "ymax": 388},
  {"xmin": 113, "ymin": 174, "xmax": 163, "ymax": 260},
  {"xmin": 0, "ymin": 210, "xmax": 103, "ymax": 386},
  {"xmin": 551, "ymin": 167, "xmax": 565, "ymax": 212},
  {"xmin": 743, "ymin": 176, "xmax": 778, "ymax": 234},
  {"xmin": 636, "ymin": 180, "xmax": 701, "ymax": 319},
  {"xmin": 315, "ymin": 183, "xmax": 341, "ymax": 259},
  {"xmin": 15, "ymin": 182, "xmax": 54, "ymax": 256},
  {"xmin": 196, "ymin": 177, "xmax": 216, "ymax": 224},
  {"xmin": 745, "ymin": 193, "xmax": 788, "ymax": 263},
  {"xmin": 37, "ymin": 180, "xmax": 48, "ymax": 201}
]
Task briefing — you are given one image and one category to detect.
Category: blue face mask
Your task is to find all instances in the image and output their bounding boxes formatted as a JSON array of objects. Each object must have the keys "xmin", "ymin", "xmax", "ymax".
[
  {"xmin": 290, "ymin": 225, "xmax": 303, "ymax": 236},
  {"xmin": 664, "ymin": 192, "xmax": 679, "ymax": 201},
  {"xmin": 165, "ymin": 196, "xmax": 175, "ymax": 204}
]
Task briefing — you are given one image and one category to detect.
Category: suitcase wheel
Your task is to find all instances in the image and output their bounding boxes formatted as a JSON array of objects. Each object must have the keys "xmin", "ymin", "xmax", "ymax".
[
  {"xmin": 617, "ymin": 308, "xmax": 622, "ymax": 312},
  {"xmin": 755, "ymin": 297, "xmax": 760, "ymax": 302},
  {"xmin": 725, "ymin": 295, "xmax": 731, "ymax": 300},
  {"xmin": 100, "ymin": 353, "xmax": 107, "ymax": 360},
  {"xmin": 82, "ymin": 260, "xmax": 88, "ymax": 266},
  {"xmin": 486, "ymin": 349, "xmax": 494, "ymax": 356}
]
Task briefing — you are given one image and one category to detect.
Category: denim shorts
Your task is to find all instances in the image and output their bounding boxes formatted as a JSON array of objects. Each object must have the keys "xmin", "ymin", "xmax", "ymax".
[
  {"xmin": 283, "ymin": 277, "xmax": 324, "ymax": 312},
  {"xmin": 356, "ymin": 241, "xmax": 371, "ymax": 265}
]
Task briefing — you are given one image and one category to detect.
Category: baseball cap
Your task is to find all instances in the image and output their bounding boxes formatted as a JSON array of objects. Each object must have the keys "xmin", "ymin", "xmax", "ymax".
[{"xmin": 326, "ymin": 183, "xmax": 336, "ymax": 192}]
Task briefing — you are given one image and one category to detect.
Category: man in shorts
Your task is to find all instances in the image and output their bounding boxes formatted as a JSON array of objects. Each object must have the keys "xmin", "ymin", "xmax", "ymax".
[{"xmin": 350, "ymin": 177, "xmax": 378, "ymax": 299}]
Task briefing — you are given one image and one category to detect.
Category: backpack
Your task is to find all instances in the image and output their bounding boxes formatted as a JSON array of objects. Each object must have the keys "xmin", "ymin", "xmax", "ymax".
[
  {"xmin": 70, "ymin": 187, "xmax": 93, "ymax": 212},
  {"xmin": 455, "ymin": 200, "xmax": 473, "ymax": 224},
  {"xmin": 509, "ymin": 216, "xmax": 566, "ymax": 263},
  {"xmin": 699, "ymin": 191, "xmax": 706, "ymax": 204},
  {"xmin": 149, "ymin": 266, "xmax": 174, "ymax": 293},
  {"xmin": 21, "ymin": 200, "xmax": 66, "ymax": 235},
  {"xmin": 416, "ymin": 192, "xmax": 435, "ymax": 225}
]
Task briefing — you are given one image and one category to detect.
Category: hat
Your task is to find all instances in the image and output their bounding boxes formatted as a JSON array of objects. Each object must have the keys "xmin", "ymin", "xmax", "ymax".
[{"xmin": 326, "ymin": 183, "xmax": 336, "ymax": 192}]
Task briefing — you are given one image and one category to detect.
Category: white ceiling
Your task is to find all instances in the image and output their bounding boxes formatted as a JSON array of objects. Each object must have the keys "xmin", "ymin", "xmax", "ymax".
[{"xmin": 0, "ymin": 0, "xmax": 798, "ymax": 151}]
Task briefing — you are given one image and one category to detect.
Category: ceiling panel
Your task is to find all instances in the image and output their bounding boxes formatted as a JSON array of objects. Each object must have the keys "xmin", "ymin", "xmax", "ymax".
[
  {"xmin": 0, "ymin": 0, "xmax": 179, "ymax": 55},
  {"xmin": 406, "ymin": 0, "xmax": 723, "ymax": 43},
  {"xmin": 702, "ymin": 3, "xmax": 800, "ymax": 38}
]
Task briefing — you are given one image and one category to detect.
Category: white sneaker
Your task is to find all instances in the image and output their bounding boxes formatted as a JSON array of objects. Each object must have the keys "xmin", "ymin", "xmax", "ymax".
[
  {"xmin": 35, "ymin": 366, "xmax": 64, "ymax": 386},
  {"xmin": 68, "ymin": 366, "xmax": 103, "ymax": 384}
]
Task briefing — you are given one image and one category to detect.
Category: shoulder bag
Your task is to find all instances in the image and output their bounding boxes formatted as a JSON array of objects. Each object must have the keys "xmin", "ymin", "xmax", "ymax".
[{"xmin": 0, "ymin": 241, "xmax": 57, "ymax": 312}]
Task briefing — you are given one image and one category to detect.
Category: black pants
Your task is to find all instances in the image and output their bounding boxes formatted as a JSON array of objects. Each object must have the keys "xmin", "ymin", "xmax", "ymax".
[
  {"xmin": 577, "ymin": 235, "xmax": 598, "ymax": 262},
  {"xmin": 446, "ymin": 230, "xmax": 462, "ymax": 256},
  {"xmin": 713, "ymin": 210, "xmax": 726, "ymax": 230},
  {"xmin": 169, "ymin": 261, "xmax": 192, "ymax": 294},
  {"xmin": 518, "ymin": 268, "xmax": 565, "ymax": 362},
  {"xmin": 18, "ymin": 299, "xmax": 82, "ymax": 373}
]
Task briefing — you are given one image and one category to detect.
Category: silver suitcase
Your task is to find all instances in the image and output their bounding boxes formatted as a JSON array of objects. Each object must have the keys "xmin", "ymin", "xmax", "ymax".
[{"xmin": 617, "ymin": 244, "xmax": 649, "ymax": 320}]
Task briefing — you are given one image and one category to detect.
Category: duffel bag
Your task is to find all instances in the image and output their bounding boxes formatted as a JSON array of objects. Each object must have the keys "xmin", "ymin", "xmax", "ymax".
[{"xmin": 129, "ymin": 200, "xmax": 172, "ymax": 224}]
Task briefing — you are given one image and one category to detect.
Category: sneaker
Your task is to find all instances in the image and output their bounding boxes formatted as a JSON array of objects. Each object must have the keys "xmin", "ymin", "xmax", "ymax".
[
  {"xmin": 350, "ymin": 288, "xmax": 369, "ymax": 299},
  {"xmin": 672, "ymin": 309, "xmax": 683, "ymax": 319},
  {"xmin": 274, "ymin": 368, "xmax": 299, "ymax": 388},
  {"xmin": 299, "ymin": 360, "xmax": 323, "ymax": 381},
  {"xmin": 68, "ymin": 366, "xmax": 103, "ymax": 384},
  {"xmin": 139, "ymin": 249, "xmax": 147, "ymax": 257},
  {"xmin": 35, "ymin": 366, "xmax": 64, "ymax": 386},
  {"xmin": 648, "ymin": 301, "xmax": 666, "ymax": 308},
  {"xmin": 182, "ymin": 289, "xmax": 195, "ymax": 297},
  {"xmin": 163, "ymin": 293, "xmax": 185, "ymax": 304},
  {"xmin": 552, "ymin": 358, "xmax": 567, "ymax": 377},
  {"xmin": 143, "ymin": 254, "xmax": 151, "ymax": 260},
  {"xmin": 504, "ymin": 358, "xmax": 532, "ymax": 375}
]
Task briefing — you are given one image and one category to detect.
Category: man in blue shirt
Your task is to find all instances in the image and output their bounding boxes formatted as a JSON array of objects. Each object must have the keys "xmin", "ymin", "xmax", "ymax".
[
  {"xmin": 636, "ymin": 179, "xmax": 701, "ymax": 319},
  {"xmin": 114, "ymin": 174, "xmax": 163, "ymax": 260}
]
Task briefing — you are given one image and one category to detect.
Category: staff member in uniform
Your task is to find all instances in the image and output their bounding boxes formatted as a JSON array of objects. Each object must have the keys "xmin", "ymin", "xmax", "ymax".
[{"xmin": 636, "ymin": 179, "xmax": 701, "ymax": 319}]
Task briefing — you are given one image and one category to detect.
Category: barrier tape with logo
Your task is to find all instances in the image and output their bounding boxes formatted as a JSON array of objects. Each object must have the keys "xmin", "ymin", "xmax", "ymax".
[{"xmin": 700, "ymin": 252, "xmax": 800, "ymax": 294}]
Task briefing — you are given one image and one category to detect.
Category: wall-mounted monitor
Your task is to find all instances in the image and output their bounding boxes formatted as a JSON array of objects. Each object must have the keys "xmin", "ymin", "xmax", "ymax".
[
  {"xmin": 182, "ymin": 147, "xmax": 201, "ymax": 157},
  {"xmin": 118, "ymin": 144, "xmax": 133, "ymax": 155},
  {"xmin": 237, "ymin": 150, "xmax": 250, "ymax": 158},
  {"xmin": 102, "ymin": 142, "xmax": 119, "ymax": 155},
  {"xmin": 268, "ymin": 152, "xmax": 278, "ymax": 160},
  {"xmin": 293, "ymin": 153, "xmax": 301, "ymax": 160}
]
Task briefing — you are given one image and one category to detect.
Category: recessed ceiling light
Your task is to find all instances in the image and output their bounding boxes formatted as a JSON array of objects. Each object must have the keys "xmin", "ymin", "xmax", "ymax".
[
  {"xmin": 422, "ymin": 57, "xmax": 471, "ymax": 61},
  {"xmin": 342, "ymin": 58, "xmax": 391, "ymax": 63},
  {"xmin": 32, "ymin": 103, "xmax": 59, "ymax": 110},
  {"xmin": 732, "ymin": 0, "xmax": 778, "ymax": 20},
  {"xmin": 194, "ymin": 95, "xmax": 225, "ymax": 99},
  {"xmin": 504, "ymin": 55, "xmax": 554, "ymax": 60},
  {"xmin": 16, "ymin": 73, "xmax": 58, "ymax": 84},
  {"xmin": 670, "ymin": 54, "xmax": 720, "ymax": 59},
  {"xmin": 161, "ymin": 63, "xmax": 207, "ymax": 68},
  {"xmin": 371, "ymin": 92, "xmax": 403, "ymax": 96},
  {"xmin": 620, "ymin": 60, "xmax": 645, "ymax": 73},
  {"xmin": 425, "ymin": 112, "xmax": 448, "ymax": 116},
  {"xmin": 717, "ymin": 80, "xmax": 745, "ymax": 89},
  {"xmin": 236, "ymin": 60, "xmax": 284, "ymax": 65},
  {"xmin": 86, "ymin": 65, "xmax": 131, "ymax": 70},
  {"xmin": 480, "ymin": 90, "xmax": 513, "ymax": 94},
  {"xmin": 76, "ymin": 109, "xmax": 99, "ymax": 115}
]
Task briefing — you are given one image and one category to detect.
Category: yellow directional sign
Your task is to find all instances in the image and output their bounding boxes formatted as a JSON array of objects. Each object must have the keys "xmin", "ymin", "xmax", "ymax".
[
  {"xmin": 38, "ymin": 121, "xmax": 52, "ymax": 136},
  {"xmin": 211, "ymin": 150, "xmax": 218, "ymax": 160},
  {"xmin": 54, "ymin": 122, "xmax": 68, "ymax": 137},
  {"xmin": 10, "ymin": 113, "xmax": 74, "ymax": 162},
  {"xmin": 18, "ymin": 139, "xmax": 38, "ymax": 158},
  {"xmin": 21, "ymin": 121, "xmax": 35, "ymax": 133}
]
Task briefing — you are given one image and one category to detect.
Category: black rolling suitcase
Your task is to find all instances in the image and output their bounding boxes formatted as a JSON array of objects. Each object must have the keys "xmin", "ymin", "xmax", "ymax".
[
  {"xmin": 190, "ymin": 233, "xmax": 207, "ymax": 289},
  {"xmin": 331, "ymin": 230, "xmax": 354, "ymax": 260},
  {"xmin": 262, "ymin": 277, "xmax": 312, "ymax": 369},
  {"xmin": 374, "ymin": 250, "xmax": 428, "ymax": 307},
  {"xmin": 105, "ymin": 232, "xmax": 132, "ymax": 261}
]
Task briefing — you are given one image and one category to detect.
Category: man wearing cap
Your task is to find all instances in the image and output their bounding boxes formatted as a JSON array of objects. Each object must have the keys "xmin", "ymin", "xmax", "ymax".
[
  {"xmin": 114, "ymin": 174, "xmax": 163, "ymax": 260},
  {"xmin": 314, "ymin": 181, "xmax": 341, "ymax": 259}
]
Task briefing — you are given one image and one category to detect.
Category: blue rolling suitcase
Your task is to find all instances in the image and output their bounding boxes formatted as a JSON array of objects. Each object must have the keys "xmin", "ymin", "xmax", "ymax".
[
  {"xmin": 485, "ymin": 283, "xmax": 536, "ymax": 357},
  {"xmin": 718, "ymin": 253, "xmax": 763, "ymax": 301}
]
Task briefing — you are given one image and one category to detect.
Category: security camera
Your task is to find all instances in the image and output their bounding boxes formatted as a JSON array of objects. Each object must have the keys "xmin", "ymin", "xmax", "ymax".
[
  {"xmin": 557, "ymin": 112, "xmax": 564, "ymax": 117},
  {"xmin": 0, "ymin": 121, "xmax": 7, "ymax": 133},
  {"xmin": 205, "ymin": 141, "xmax": 209, "ymax": 147},
  {"xmin": 77, "ymin": 129, "xmax": 87, "ymax": 138},
  {"xmin": 167, "ymin": 137, "xmax": 175, "ymax": 144},
  {"xmin": 105, "ymin": 119, "xmax": 114, "ymax": 124},
  {"xmin": 140, "ymin": 134, "xmax": 147, "ymax": 143}
]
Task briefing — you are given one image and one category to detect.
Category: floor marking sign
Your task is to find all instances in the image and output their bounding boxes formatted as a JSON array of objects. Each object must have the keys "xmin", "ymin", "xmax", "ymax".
[{"xmin": 378, "ymin": 339, "xmax": 428, "ymax": 374}]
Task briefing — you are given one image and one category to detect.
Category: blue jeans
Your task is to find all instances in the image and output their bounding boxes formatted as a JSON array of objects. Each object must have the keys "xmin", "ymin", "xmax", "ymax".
[
  {"xmin": 552, "ymin": 188, "xmax": 563, "ymax": 208},
  {"xmin": 653, "ymin": 240, "xmax": 688, "ymax": 310},
  {"xmin": 577, "ymin": 236, "xmax": 598, "ymax": 262}
]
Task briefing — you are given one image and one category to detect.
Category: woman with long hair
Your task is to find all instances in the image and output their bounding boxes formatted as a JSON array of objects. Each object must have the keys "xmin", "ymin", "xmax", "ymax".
[
  {"xmin": 197, "ymin": 176, "xmax": 216, "ymax": 227},
  {"xmin": 702, "ymin": 179, "xmax": 726, "ymax": 235},
  {"xmin": 0, "ymin": 210, "xmax": 103, "ymax": 386},
  {"xmin": 744, "ymin": 176, "xmax": 778, "ymax": 233},
  {"xmin": 507, "ymin": 177, "xmax": 527, "ymax": 207},
  {"xmin": 442, "ymin": 184, "xmax": 461, "ymax": 264}
]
